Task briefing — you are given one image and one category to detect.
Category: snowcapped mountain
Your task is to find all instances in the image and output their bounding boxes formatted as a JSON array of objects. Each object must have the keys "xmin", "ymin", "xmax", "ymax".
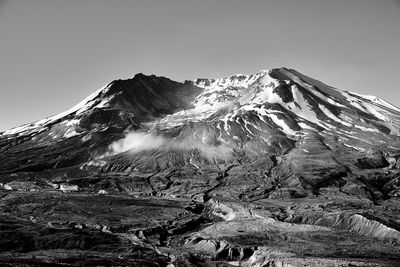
[
  {"xmin": 1, "ymin": 67, "xmax": 400, "ymax": 175},
  {"xmin": 2, "ymin": 68, "xmax": 400, "ymax": 266},
  {"xmin": 161, "ymin": 68, "xmax": 400, "ymax": 142},
  {"xmin": 5, "ymin": 68, "xmax": 400, "ymax": 138}
]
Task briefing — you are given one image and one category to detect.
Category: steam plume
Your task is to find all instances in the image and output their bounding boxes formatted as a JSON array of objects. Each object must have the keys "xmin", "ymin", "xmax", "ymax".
[{"xmin": 108, "ymin": 131, "xmax": 233, "ymax": 161}]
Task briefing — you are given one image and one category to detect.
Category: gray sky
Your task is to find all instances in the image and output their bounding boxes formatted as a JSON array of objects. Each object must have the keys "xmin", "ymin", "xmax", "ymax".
[{"xmin": 1, "ymin": 0, "xmax": 399, "ymax": 131}]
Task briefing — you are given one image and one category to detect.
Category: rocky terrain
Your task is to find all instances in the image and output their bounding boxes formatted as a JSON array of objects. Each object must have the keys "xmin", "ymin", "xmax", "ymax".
[{"xmin": 1, "ymin": 68, "xmax": 400, "ymax": 266}]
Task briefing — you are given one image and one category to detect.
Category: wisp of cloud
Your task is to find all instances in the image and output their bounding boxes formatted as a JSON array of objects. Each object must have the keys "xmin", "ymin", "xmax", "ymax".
[
  {"xmin": 108, "ymin": 131, "xmax": 233, "ymax": 162},
  {"xmin": 110, "ymin": 132, "xmax": 166, "ymax": 154}
]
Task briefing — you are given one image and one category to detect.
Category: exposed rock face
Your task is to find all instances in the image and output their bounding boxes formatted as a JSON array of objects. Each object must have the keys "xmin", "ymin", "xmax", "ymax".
[{"xmin": 1, "ymin": 68, "xmax": 400, "ymax": 266}]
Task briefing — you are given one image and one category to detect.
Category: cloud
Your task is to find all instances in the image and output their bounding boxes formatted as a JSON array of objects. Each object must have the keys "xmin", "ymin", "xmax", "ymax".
[
  {"xmin": 110, "ymin": 132, "xmax": 166, "ymax": 154},
  {"xmin": 108, "ymin": 131, "xmax": 233, "ymax": 162}
]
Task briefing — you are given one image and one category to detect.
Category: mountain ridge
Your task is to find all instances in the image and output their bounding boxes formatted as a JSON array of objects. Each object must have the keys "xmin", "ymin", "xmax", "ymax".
[
  {"xmin": 1, "ymin": 67, "xmax": 400, "ymax": 175},
  {"xmin": 1, "ymin": 67, "xmax": 400, "ymax": 266},
  {"xmin": 3, "ymin": 67, "xmax": 400, "ymax": 136}
]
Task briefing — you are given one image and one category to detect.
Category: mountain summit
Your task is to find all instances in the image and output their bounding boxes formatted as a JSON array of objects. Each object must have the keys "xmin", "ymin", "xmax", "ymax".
[
  {"xmin": 1, "ymin": 68, "xmax": 400, "ymax": 266},
  {"xmin": 1, "ymin": 68, "xmax": 399, "ymax": 173}
]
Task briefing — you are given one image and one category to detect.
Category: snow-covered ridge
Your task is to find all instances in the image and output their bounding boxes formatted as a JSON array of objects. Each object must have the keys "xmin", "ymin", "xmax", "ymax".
[
  {"xmin": 194, "ymin": 70, "xmax": 269, "ymax": 89},
  {"xmin": 2, "ymin": 68, "xmax": 400, "ymax": 138},
  {"xmin": 186, "ymin": 68, "xmax": 400, "ymax": 136},
  {"xmin": 2, "ymin": 84, "xmax": 113, "ymax": 136}
]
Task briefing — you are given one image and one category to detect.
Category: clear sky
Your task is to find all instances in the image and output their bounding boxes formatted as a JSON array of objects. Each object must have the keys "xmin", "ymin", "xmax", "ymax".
[{"xmin": 0, "ymin": 0, "xmax": 399, "ymax": 131}]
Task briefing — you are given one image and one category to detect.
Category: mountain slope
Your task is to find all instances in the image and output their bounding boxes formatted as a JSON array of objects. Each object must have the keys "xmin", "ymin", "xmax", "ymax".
[
  {"xmin": 0, "ymin": 74, "xmax": 202, "ymax": 173},
  {"xmin": 1, "ymin": 68, "xmax": 400, "ymax": 266}
]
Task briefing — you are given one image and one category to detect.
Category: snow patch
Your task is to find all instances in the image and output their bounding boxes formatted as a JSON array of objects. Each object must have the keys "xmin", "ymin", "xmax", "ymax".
[{"xmin": 2, "ymin": 84, "xmax": 110, "ymax": 135}]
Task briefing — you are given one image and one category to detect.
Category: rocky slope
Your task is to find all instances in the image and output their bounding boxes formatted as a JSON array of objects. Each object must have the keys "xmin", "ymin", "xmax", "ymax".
[{"xmin": 1, "ymin": 68, "xmax": 400, "ymax": 266}]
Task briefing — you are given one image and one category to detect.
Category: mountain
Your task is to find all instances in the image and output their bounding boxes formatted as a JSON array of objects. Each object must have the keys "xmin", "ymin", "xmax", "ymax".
[{"xmin": 1, "ymin": 68, "xmax": 400, "ymax": 266}]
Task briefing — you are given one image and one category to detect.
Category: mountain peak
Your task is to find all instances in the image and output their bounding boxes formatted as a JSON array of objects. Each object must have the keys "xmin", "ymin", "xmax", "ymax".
[
  {"xmin": 2, "ymin": 68, "xmax": 400, "ymax": 141},
  {"xmin": 2, "ymin": 68, "xmax": 400, "ymax": 266}
]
